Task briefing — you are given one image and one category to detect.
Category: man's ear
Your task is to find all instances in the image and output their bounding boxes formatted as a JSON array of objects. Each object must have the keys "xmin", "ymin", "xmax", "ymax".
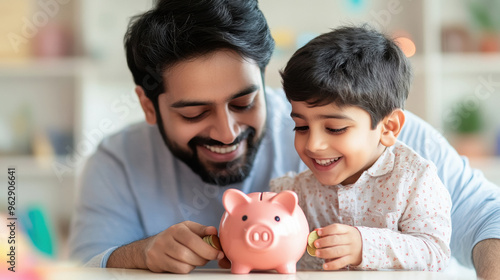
[
  {"xmin": 380, "ymin": 109, "xmax": 405, "ymax": 147},
  {"xmin": 135, "ymin": 86, "xmax": 157, "ymax": 125}
]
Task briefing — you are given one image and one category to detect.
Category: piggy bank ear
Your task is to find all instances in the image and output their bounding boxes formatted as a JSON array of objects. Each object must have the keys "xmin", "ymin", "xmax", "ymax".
[
  {"xmin": 222, "ymin": 189, "xmax": 251, "ymax": 214},
  {"xmin": 270, "ymin": 190, "xmax": 298, "ymax": 215}
]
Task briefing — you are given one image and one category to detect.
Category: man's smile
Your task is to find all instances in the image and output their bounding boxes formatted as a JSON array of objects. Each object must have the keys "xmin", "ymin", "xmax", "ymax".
[{"xmin": 203, "ymin": 143, "xmax": 240, "ymax": 154}]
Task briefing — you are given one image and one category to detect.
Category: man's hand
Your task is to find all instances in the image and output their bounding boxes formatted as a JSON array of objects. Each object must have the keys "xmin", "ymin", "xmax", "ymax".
[
  {"xmin": 218, "ymin": 255, "xmax": 231, "ymax": 269},
  {"xmin": 314, "ymin": 223, "xmax": 362, "ymax": 270},
  {"xmin": 107, "ymin": 221, "xmax": 224, "ymax": 273}
]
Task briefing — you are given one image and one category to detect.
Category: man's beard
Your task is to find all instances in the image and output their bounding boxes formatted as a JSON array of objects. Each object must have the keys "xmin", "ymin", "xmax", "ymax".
[{"xmin": 160, "ymin": 126, "xmax": 265, "ymax": 186}]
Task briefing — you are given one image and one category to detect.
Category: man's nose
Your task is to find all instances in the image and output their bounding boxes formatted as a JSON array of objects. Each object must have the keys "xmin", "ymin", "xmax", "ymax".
[{"xmin": 209, "ymin": 108, "xmax": 241, "ymax": 144}]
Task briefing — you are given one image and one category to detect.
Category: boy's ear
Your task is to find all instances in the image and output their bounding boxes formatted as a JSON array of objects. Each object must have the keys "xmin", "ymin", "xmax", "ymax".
[
  {"xmin": 380, "ymin": 109, "xmax": 405, "ymax": 147},
  {"xmin": 135, "ymin": 86, "xmax": 157, "ymax": 125}
]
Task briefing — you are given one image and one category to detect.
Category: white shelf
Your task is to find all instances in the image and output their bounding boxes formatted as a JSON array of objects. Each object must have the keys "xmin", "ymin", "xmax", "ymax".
[
  {"xmin": 470, "ymin": 156, "xmax": 500, "ymax": 186},
  {"xmin": 0, "ymin": 155, "xmax": 75, "ymax": 179},
  {"xmin": 0, "ymin": 57, "xmax": 132, "ymax": 78},
  {"xmin": 0, "ymin": 57, "xmax": 87, "ymax": 77},
  {"xmin": 442, "ymin": 54, "xmax": 500, "ymax": 74}
]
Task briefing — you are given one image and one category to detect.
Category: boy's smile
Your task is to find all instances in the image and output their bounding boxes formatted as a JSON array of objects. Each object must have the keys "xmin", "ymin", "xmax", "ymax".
[
  {"xmin": 290, "ymin": 101, "xmax": 387, "ymax": 186},
  {"xmin": 312, "ymin": 156, "xmax": 343, "ymax": 171}
]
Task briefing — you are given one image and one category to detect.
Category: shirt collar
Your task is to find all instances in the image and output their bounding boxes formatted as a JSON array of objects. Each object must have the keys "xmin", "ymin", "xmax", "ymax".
[{"xmin": 365, "ymin": 146, "xmax": 396, "ymax": 178}]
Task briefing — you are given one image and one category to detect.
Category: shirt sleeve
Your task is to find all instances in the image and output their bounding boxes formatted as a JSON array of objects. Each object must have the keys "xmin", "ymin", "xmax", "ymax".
[
  {"xmin": 399, "ymin": 111, "xmax": 500, "ymax": 267},
  {"xmin": 353, "ymin": 163, "xmax": 452, "ymax": 271},
  {"xmin": 68, "ymin": 145, "xmax": 145, "ymax": 267}
]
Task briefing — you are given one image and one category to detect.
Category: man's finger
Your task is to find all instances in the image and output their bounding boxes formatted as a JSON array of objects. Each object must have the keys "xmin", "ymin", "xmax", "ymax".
[
  {"xmin": 204, "ymin": 226, "xmax": 218, "ymax": 236},
  {"xmin": 166, "ymin": 238, "xmax": 209, "ymax": 267},
  {"xmin": 174, "ymin": 224, "xmax": 222, "ymax": 261},
  {"xmin": 183, "ymin": 221, "xmax": 215, "ymax": 237},
  {"xmin": 218, "ymin": 256, "xmax": 231, "ymax": 269},
  {"xmin": 152, "ymin": 252, "xmax": 196, "ymax": 274}
]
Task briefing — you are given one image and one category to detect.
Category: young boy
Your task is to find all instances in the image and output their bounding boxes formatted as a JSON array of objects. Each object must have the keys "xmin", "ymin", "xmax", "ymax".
[{"xmin": 270, "ymin": 25, "xmax": 451, "ymax": 271}]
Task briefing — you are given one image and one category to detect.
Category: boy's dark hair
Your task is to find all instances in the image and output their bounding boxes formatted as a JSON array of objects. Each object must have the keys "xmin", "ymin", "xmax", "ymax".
[
  {"xmin": 124, "ymin": 0, "xmax": 275, "ymax": 103},
  {"xmin": 280, "ymin": 25, "xmax": 413, "ymax": 129}
]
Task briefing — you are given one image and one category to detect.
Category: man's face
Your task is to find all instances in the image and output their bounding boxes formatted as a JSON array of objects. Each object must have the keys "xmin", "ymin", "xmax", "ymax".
[{"xmin": 157, "ymin": 50, "xmax": 267, "ymax": 185}]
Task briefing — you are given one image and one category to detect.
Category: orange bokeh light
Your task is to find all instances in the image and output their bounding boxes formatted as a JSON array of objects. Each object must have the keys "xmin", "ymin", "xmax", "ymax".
[{"xmin": 394, "ymin": 37, "xmax": 416, "ymax": 57}]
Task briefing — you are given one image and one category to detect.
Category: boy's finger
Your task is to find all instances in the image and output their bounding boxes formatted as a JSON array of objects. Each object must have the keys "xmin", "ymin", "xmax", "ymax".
[
  {"xmin": 323, "ymin": 256, "xmax": 351, "ymax": 271},
  {"xmin": 315, "ymin": 245, "xmax": 350, "ymax": 259},
  {"xmin": 317, "ymin": 223, "xmax": 350, "ymax": 236},
  {"xmin": 315, "ymin": 234, "xmax": 350, "ymax": 248}
]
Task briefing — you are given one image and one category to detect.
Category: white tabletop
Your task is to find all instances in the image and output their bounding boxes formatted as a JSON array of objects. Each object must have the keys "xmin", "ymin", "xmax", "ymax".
[{"xmin": 40, "ymin": 268, "xmax": 477, "ymax": 280}]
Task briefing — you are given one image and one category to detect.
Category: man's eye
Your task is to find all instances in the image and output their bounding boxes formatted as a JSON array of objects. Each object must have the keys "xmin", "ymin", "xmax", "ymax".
[
  {"xmin": 181, "ymin": 111, "xmax": 207, "ymax": 121},
  {"xmin": 231, "ymin": 100, "xmax": 255, "ymax": 111}
]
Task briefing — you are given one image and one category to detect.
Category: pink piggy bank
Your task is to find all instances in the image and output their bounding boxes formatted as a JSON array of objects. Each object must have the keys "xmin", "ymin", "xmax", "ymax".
[{"xmin": 219, "ymin": 189, "xmax": 309, "ymax": 274}]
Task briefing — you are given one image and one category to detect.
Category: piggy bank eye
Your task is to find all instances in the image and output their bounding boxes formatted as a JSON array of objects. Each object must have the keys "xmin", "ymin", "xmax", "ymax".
[
  {"xmin": 242, "ymin": 215, "xmax": 248, "ymax": 221},
  {"xmin": 275, "ymin": 216, "xmax": 280, "ymax": 222}
]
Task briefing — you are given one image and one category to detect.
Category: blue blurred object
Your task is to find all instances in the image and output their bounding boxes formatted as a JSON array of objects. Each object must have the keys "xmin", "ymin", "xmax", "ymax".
[
  {"xmin": 496, "ymin": 128, "xmax": 500, "ymax": 156},
  {"xmin": 296, "ymin": 32, "xmax": 320, "ymax": 49},
  {"xmin": 20, "ymin": 207, "xmax": 55, "ymax": 257},
  {"xmin": 347, "ymin": 0, "xmax": 366, "ymax": 12},
  {"xmin": 47, "ymin": 128, "xmax": 74, "ymax": 155}
]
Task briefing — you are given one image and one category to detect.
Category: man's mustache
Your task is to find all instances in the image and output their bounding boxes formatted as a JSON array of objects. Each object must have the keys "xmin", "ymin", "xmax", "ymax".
[{"xmin": 188, "ymin": 128, "xmax": 255, "ymax": 147}]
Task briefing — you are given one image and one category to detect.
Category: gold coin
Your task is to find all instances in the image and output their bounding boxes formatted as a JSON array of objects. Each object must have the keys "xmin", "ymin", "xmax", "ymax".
[
  {"xmin": 210, "ymin": 235, "xmax": 221, "ymax": 250},
  {"xmin": 306, "ymin": 244, "xmax": 316, "ymax": 256},
  {"xmin": 203, "ymin": 235, "xmax": 210, "ymax": 244},
  {"xmin": 307, "ymin": 230, "xmax": 319, "ymax": 248},
  {"xmin": 203, "ymin": 235, "xmax": 221, "ymax": 250}
]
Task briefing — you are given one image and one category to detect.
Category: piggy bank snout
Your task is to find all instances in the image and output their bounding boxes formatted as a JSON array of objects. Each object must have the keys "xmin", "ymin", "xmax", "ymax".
[{"xmin": 245, "ymin": 224, "xmax": 274, "ymax": 249}]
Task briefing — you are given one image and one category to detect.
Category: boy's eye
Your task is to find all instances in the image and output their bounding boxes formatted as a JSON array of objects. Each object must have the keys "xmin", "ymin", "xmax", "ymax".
[
  {"xmin": 327, "ymin": 127, "xmax": 347, "ymax": 134},
  {"xmin": 293, "ymin": 126, "xmax": 308, "ymax": 132}
]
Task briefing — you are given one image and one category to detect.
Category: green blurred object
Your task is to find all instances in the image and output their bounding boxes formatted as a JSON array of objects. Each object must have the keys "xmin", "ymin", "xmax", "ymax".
[
  {"xmin": 451, "ymin": 99, "xmax": 484, "ymax": 134},
  {"xmin": 466, "ymin": 0, "xmax": 500, "ymax": 32},
  {"xmin": 464, "ymin": 0, "xmax": 500, "ymax": 52},
  {"xmin": 21, "ymin": 207, "xmax": 55, "ymax": 257}
]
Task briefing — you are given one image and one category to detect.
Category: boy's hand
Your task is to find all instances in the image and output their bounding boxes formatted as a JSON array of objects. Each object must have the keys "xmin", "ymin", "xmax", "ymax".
[
  {"xmin": 143, "ymin": 221, "xmax": 224, "ymax": 273},
  {"xmin": 314, "ymin": 223, "xmax": 362, "ymax": 270}
]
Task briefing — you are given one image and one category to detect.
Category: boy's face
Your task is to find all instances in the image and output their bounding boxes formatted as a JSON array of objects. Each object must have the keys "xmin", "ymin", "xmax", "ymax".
[
  {"xmin": 290, "ymin": 101, "xmax": 386, "ymax": 186},
  {"xmin": 155, "ymin": 50, "xmax": 267, "ymax": 185}
]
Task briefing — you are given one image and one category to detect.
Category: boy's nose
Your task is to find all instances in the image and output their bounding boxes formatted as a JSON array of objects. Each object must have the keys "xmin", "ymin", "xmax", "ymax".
[{"xmin": 306, "ymin": 131, "xmax": 328, "ymax": 153}]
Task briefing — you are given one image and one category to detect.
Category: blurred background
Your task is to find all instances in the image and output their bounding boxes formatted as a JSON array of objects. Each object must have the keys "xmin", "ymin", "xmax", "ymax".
[{"xmin": 0, "ymin": 0, "xmax": 499, "ymax": 273}]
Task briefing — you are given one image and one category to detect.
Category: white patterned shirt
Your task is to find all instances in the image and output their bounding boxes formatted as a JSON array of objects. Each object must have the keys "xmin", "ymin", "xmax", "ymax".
[{"xmin": 270, "ymin": 141, "xmax": 452, "ymax": 271}]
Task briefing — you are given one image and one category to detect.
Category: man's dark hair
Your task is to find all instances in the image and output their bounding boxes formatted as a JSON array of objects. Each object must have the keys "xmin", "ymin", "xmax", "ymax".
[
  {"xmin": 280, "ymin": 25, "xmax": 413, "ymax": 129},
  {"xmin": 124, "ymin": 0, "xmax": 275, "ymax": 103}
]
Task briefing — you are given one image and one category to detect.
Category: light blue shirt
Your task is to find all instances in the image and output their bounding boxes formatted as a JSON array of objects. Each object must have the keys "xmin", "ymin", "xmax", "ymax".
[
  {"xmin": 68, "ymin": 88, "xmax": 500, "ymax": 269},
  {"xmin": 398, "ymin": 109, "xmax": 500, "ymax": 268}
]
